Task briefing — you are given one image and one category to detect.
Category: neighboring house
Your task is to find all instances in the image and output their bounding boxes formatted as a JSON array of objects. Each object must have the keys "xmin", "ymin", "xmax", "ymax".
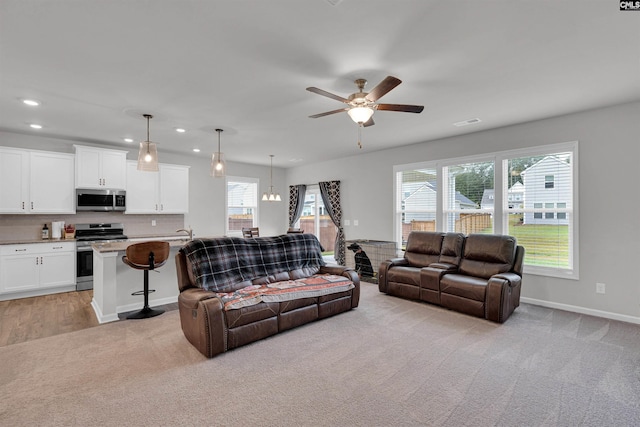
[
  {"xmin": 521, "ymin": 155, "xmax": 571, "ymax": 225},
  {"xmin": 403, "ymin": 181, "xmax": 477, "ymax": 223},
  {"xmin": 403, "ymin": 181, "xmax": 437, "ymax": 223},
  {"xmin": 480, "ymin": 182, "xmax": 525, "ymax": 210}
]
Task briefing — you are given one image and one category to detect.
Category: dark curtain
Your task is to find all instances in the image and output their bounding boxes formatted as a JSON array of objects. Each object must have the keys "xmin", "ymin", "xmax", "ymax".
[
  {"xmin": 288, "ymin": 184, "xmax": 306, "ymax": 228},
  {"xmin": 319, "ymin": 180, "xmax": 345, "ymax": 265}
]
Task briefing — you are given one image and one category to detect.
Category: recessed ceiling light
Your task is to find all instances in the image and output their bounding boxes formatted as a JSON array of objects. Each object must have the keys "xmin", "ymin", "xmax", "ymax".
[
  {"xmin": 29, "ymin": 123, "xmax": 42, "ymax": 129},
  {"xmin": 23, "ymin": 99, "xmax": 40, "ymax": 107},
  {"xmin": 192, "ymin": 148, "xmax": 200, "ymax": 153},
  {"xmin": 453, "ymin": 118, "xmax": 482, "ymax": 127},
  {"xmin": 176, "ymin": 128, "xmax": 186, "ymax": 133},
  {"xmin": 289, "ymin": 158, "xmax": 303, "ymax": 163},
  {"xmin": 124, "ymin": 138, "xmax": 134, "ymax": 143}
]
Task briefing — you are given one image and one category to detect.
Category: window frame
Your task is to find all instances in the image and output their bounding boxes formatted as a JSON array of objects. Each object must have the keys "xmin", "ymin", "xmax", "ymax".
[
  {"xmin": 225, "ymin": 176, "xmax": 259, "ymax": 237},
  {"xmin": 393, "ymin": 141, "xmax": 579, "ymax": 280}
]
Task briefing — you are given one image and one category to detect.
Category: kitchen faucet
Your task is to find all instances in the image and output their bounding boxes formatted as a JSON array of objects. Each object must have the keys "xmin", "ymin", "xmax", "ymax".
[{"xmin": 176, "ymin": 226, "xmax": 193, "ymax": 240}]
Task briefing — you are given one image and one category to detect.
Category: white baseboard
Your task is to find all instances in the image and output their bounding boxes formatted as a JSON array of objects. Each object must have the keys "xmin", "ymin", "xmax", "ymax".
[
  {"xmin": 116, "ymin": 295, "xmax": 178, "ymax": 316},
  {"xmin": 91, "ymin": 299, "xmax": 119, "ymax": 324},
  {"xmin": 520, "ymin": 297, "xmax": 640, "ymax": 325},
  {"xmin": 0, "ymin": 285, "xmax": 76, "ymax": 301}
]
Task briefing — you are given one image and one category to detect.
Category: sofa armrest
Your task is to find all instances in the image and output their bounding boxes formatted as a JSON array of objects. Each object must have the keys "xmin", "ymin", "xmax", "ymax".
[
  {"xmin": 427, "ymin": 262, "xmax": 458, "ymax": 271},
  {"xmin": 319, "ymin": 265, "xmax": 360, "ymax": 308},
  {"xmin": 378, "ymin": 258, "xmax": 408, "ymax": 293},
  {"xmin": 485, "ymin": 273, "xmax": 522, "ymax": 323},
  {"xmin": 492, "ymin": 272, "xmax": 522, "ymax": 287},
  {"xmin": 178, "ymin": 288, "xmax": 227, "ymax": 358}
]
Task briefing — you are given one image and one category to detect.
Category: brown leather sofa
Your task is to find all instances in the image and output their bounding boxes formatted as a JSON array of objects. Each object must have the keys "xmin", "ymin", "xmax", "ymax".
[
  {"xmin": 175, "ymin": 234, "xmax": 360, "ymax": 358},
  {"xmin": 379, "ymin": 232, "xmax": 524, "ymax": 323}
]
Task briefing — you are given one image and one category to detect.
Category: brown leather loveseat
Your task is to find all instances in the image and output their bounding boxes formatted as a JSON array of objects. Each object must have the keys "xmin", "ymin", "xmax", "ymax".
[
  {"xmin": 378, "ymin": 232, "xmax": 524, "ymax": 323},
  {"xmin": 175, "ymin": 234, "xmax": 360, "ymax": 358}
]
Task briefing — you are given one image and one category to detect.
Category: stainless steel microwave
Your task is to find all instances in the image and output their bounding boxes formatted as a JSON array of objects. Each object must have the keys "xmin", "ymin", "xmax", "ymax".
[{"xmin": 76, "ymin": 189, "xmax": 126, "ymax": 211}]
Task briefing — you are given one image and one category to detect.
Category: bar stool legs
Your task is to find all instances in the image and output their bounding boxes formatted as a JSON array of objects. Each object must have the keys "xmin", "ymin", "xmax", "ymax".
[
  {"xmin": 122, "ymin": 242, "xmax": 170, "ymax": 320},
  {"xmin": 127, "ymin": 269, "xmax": 165, "ymax": 319}
]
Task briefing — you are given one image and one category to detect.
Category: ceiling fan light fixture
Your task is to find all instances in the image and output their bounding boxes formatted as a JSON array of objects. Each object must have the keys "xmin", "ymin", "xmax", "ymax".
[
  {"xmin": 211, "ymin": 129, "xmax": 226, "ymax": 178},
  {"xmin": 137, "ymin": 114, "xmax": 159, "ymax": 172},
  {"xmin": 347, "ymin": 106, "xmax": 374, "ymax": 124}
]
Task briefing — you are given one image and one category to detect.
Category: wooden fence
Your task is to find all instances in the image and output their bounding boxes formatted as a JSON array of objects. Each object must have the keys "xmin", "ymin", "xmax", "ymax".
[
  {"xmin": 229, "ymin": 214, "xmax": 336, "ymax": 253},
  {"xmin": 403, "ymin": 213, "xmax": 492, "ymax": 243}
]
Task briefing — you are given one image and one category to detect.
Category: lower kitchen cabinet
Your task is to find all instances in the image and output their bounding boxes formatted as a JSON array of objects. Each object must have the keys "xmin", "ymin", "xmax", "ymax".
[{"xmin": 0, "ymin": 242, "xmax": 76, "ymax": 295}]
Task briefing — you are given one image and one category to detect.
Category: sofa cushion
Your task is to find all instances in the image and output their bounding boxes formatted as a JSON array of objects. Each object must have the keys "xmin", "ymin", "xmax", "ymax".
[
  {"xmin": 439, "ymin": 233, "xmax": 465, "ymax": 265},
  {"xmin": 458, "ymin": 234, "xmax": 516, "ymax": 279},
  {"xmin": 216, "ymin": 274, "xmax": 354, "ymax": 310},
  {"xmin": 180, "ymin": 234, "xmax": 325, "ymax": 293},
  {"xmin": 387, "ymin": 266, "xmax": 421, "ymax": 287},
  {"xmin": 440, "ymin": 274, "xmax": 487, "ymax": 302},
  {"xmin": 404, "ymin": 232, "xmax": 444, "ymax": 267}
]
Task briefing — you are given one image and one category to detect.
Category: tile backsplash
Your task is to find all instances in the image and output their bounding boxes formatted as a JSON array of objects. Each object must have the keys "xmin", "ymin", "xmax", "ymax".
[{"xmin": 0, "ymin": 212, "xmax": 184, "ymax": 241}]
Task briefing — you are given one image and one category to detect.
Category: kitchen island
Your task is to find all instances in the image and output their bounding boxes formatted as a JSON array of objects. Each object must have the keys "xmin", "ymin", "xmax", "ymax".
[{"xmin": 91, "ymin": 238, "xmax": 188, "ymax": 323}]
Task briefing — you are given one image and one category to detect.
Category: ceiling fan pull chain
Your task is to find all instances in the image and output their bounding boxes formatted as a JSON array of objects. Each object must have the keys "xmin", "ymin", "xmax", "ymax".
[{"xmin": 357, "ymin": 125, "xmax": 363, "ymax": 149}]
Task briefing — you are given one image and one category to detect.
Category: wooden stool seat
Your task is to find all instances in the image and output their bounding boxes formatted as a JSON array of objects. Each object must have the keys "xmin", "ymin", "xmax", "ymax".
[{"xmin": 122, "ymin": 241, "xmax": 170, "ymax": 319}]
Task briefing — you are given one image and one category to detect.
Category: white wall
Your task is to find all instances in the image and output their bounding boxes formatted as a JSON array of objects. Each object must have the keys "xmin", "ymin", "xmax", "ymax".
[
  {"xmin": 0, "ymin": 131, "xmax": 288, "ymax": 239},
  {"xmin": 286, "ymin": 101, "xmax": 640, "ymax": 322}
]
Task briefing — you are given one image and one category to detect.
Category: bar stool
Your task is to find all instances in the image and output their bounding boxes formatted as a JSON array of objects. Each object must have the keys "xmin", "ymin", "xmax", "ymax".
[{"xmin": 122, "ymin": 241, "xmax": 170, "ymax": 319}]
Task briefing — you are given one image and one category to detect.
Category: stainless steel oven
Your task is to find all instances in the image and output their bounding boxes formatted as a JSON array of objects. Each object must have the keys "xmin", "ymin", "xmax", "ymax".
[{"xmin": 75, "ymin": 223, "xmax": 127, "ymax": 291}]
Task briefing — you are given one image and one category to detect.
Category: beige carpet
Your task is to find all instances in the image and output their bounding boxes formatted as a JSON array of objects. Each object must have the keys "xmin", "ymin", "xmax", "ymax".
[{"xmin": 1, "ymin": 283, "xmax": 640, "ymax": 426}]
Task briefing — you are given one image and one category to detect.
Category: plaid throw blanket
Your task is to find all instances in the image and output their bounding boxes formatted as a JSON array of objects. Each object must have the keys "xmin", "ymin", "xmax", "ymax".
[{"xmin": 180, "ymin": 234, "xmax": 326, "ymax": 293}]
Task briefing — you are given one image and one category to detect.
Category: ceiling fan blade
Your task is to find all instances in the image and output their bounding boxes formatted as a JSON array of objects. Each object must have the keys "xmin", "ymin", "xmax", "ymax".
[
  {"xmin": 365, "ymin": 76, "xmax": 402, "ymax": 102},
  {"xmin": 362, "ymin": 117, "xmax": 375, "ymax": 127},
  {"xmin": 306, "ymin": 87, "xmax": 349, "ymax": 103},
  {"xmin": 376, "ymin": 103, "xmax": 424, "ymax": 113},
  {"xmin": 309, "ymin": 108, "xmax": 348, "ymax": 118}
]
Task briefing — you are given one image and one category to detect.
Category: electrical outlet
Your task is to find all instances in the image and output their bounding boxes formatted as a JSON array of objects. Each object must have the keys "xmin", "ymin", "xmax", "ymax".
[
  {"xmin": 151, "ymin": 220, "xmax": 156, "ymax": 226},
  {"xmin": 596, "ymin": 282, "xmax": 606, "ymax": 294},
  {"xmin": 344, "ymin": 219, "xmax": 350, "ymax": 226},
  {"xmin": 353, "ymin": 219, "xmax": 359, "ymax": 226}
]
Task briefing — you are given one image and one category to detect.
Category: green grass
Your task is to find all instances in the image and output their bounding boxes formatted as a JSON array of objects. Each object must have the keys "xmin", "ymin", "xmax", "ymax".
[{"xmin": 507, "ymin": 214, "xmax": 569, "ymax": 268}]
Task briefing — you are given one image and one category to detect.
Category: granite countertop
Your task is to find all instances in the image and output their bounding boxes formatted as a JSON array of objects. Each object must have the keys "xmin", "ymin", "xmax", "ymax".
[
  {"xmin": 0, "ymin": 233, "xmax": 194, "ymax": 247},
  {"xmin": 0, "ymin": 237, "xmax": 77, "ymax": 246},
  {"xmin": 92, "ymin": 238, "xmax": 190, "ymax": 253}
]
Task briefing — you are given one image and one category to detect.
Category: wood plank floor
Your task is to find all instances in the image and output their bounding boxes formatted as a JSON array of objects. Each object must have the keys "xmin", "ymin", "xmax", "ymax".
[{"xmin": 0, "ymin": 290, "xmax": 177, "ymax": 347}]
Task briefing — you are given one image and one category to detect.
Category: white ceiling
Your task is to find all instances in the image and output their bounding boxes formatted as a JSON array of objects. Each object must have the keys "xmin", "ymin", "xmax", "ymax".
[{"xmin": 1, "ymin": 0, "xmax": 639, "ymax": 168}]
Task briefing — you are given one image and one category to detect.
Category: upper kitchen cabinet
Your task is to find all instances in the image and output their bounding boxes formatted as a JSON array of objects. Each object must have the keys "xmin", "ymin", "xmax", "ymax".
[
  {"xmin": 0, "ymin": 147, "xmax": 75, "ymax": 214},
  {"xmin": 74, "ymin": 145, "xmax": 127, "ymax": 189},
  {"xmin": 0, "ymin": 147, "xmax": 29, "ymax": 213},
  {"xmin": 125, "ymin": 161, "xmax": 189, "ymax": 214}
]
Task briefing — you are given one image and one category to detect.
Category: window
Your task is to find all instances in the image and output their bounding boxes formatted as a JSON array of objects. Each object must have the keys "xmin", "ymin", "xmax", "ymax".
[
  {"xmin": 226, "ymin": 177, "xmax": 258, "ymax": 236},
  {"xmin": 295, "ymin": 186, "xmax": 335, "ymax": 256},
  {"xmin": 395, "ymin": 167, "xmax": 438, "ymax": 245},
  {"xmin": 394, "ymin": 141, "xmax": 578, "ymax": 279},
  {"xmin": 443, "ymin": 160, "xmax": 494, "ymax": 234},
  {"xmin": 545, "ymin": 175, "xmax": 555, "ymax": 189}
]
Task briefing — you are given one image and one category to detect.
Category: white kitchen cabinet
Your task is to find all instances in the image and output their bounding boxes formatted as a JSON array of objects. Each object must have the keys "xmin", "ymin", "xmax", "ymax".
[
  {"xmin": 30, "ymin": 151, "xmax": 76, "ymax": 213},
  {"xmin": 0, "ymin": 148, "xmax": 29, "ymax": 213},
  {"xmin": 74, "ymin": 145, "xmax": 127, "ymax": 189},
  {"xmin": 125, "ymin": 161, "xmax": 189, "ymax": 214},
  {"xmin": 0, "ymin": 242, "xmax": 76, "ymax": 294},
  {"xmin": 0, "ymin": 148, "xmax": 75, "ymax": 214}
]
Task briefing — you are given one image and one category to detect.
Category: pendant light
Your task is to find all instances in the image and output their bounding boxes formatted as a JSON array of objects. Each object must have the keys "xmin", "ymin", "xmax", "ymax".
[
  {"xmin": 262, "ymin": 155, "xmax": 281, "ymax": 202},
  {"xmin": 210, "ymin": 128, "xmax": 226, "ymax": 178},
  {"xmin": 137, "ymin": 114, "xmax": 159, "ymax": 171}
]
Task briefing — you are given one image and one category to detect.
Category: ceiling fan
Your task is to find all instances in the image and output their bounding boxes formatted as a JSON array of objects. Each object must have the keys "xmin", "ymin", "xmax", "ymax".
[{"xmin": 306, "ymin": 76, "xmax": 424, "ymax": 127}]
